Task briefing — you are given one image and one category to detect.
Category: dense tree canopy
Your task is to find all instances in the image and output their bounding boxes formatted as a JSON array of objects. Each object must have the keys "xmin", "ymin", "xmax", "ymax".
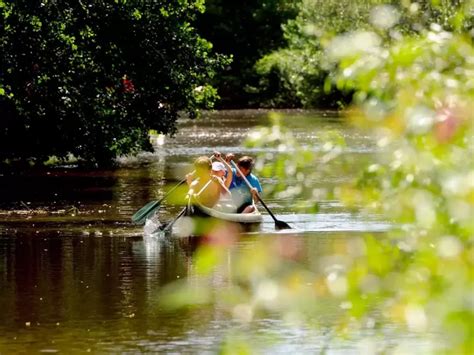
[
  {"xmin": 195, "ymin": 0, "xmax": 299, "ymax": 108},
  {"xmin": 0, "ymin": 0, "xmax": 227, "ymax": 167}
]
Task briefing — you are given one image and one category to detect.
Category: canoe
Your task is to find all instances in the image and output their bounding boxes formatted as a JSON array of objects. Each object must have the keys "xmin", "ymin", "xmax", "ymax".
[
  {"xmin": 153, "ymin": 196, "xmax": 263, "ymax": 237},
  {"xmin": 189, "ymin": 199, "xmax": 263, "ymax": 224}
]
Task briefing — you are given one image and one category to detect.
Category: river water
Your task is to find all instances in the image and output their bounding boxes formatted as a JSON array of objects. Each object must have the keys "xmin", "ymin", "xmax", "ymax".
[{"xmin": 0, "ymin": 110, "xmax": 415, "ymax": 353}]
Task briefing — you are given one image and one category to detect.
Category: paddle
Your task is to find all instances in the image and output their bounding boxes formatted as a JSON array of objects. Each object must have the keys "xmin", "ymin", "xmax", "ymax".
[
  {"xmin": 131, "ymin": 178, "xmax": 186, "ymax": 225},
  {"xmin": 230, "ymin": 160, "xmax": 291, "ymax": 230},
  {"xmin": 158, "ymin": 206, "xmax": 188, "ymax": 232},
  {"xmin": 157, "ymin": 178, "xmax": 214, "ymax": 233},
  {"xmin": 133, "ymin": 155, "xmax": 217, "ymax": 225}
]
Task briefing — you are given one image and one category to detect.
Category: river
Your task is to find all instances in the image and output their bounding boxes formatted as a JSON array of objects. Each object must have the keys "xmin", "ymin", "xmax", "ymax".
[{"xmin": 0, "ymin": 110, "xmax": 417, "ymax": 353}]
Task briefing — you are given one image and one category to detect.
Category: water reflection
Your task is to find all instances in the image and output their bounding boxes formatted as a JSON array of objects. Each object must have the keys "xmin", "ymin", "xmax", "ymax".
[
  {"xmin": 1, "ymin": 229, "xmax": 421, "ymax": 352},
  {"xmin": 0, "ymin": 110, "xmax": 380, "ymax": 237},
  {"xmin": 0, "ymin": 110, "xmax": 396, "ymax": 352}
]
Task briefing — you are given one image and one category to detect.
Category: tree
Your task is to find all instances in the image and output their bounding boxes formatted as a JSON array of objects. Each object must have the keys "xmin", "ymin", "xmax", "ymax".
[
  {"xmin": 256, "ymin": 0, "xmax": 473, "ymax": 108},
  {"xmin": 195, "ymin": 0, "xmax": 299, "ymax": 108},
  {"xmin": 0, "ymin": 0, "xmax": 227, "ymax": 167}
]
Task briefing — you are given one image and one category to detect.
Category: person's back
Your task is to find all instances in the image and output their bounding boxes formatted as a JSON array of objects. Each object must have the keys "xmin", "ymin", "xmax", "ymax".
[
  {"xmin": 229, "ymin": 156, "xmax": 262, "ymax": 213},
  {"xmin": 210, "ymin": 160, "xmax": 236, "ymax": 212},
  {"xmin": 187, "ymin": 156, "xmax": 221, "ymax": 208}
]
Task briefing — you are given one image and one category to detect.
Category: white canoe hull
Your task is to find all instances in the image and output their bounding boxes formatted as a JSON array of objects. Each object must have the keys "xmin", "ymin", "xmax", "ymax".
[{"xmin": 192, "ymin": 202, "xmax": 263, "ymax": 224}]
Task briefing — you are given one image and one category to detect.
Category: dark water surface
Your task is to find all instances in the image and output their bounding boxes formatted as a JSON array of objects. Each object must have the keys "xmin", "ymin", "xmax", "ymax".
[{"xmin": 0, "ymin": 110, "xmax": 398, "ymax": 353}]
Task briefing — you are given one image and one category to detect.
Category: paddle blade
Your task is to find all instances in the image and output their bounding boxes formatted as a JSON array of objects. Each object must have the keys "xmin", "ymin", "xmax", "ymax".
[
  {"xmin": 131, "ymin": 200, "xmax": 160, "ymax": 225},
  {"xmin": 275, "ymin": 220, "xmax": 292, "ymax": 230},
  {"xmin": 158, "ymin": 207, "xmax": 187, "ymax": 232}
]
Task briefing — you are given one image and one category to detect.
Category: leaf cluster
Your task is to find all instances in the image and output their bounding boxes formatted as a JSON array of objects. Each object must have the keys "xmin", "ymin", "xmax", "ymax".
[
  {"xmin": 159, "ymin": 5, "xmax": 474, "ymax": 352},
  {"xmin": 195, "ymin": 0, "xmax": 300, "ymax": 108},
  {"xmin": 256, "ymin": 0, "xmax": 474, "ymax": 108},
  {"xmin": 0, "ymin": 0, "xmax": 228, "ymax": 167}
]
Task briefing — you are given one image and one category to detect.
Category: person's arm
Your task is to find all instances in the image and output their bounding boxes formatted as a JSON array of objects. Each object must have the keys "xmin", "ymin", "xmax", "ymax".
[
  {"xmin": 254, "ymin": 176, "xmax": 263, "ymax": 193},
  {"xmin": 186, "ymin": 179, "xmax": 199, "ymax": 200},
  {"xmin": 214, "ymin": 151, "xmax": 234, "ymax": 188},
  {"xmin": 186, "ymin": 172, "xmax": 195, "ymax": 186},
  {"xmin": 220, "ymin": 158, "xmax": 233, "ymax": 188},
  {"xmin": 225, "ymin": 153, "xmax": 235, "ymax": 163},
  {"xmin": 213, "ymin": 175, "xmax": 232, "ymax": 195},
  {"xmin": 249, "ymin": 174, "xmax": 262, "ymax": 192},
  {"xmin": 249, "ymin": 175, "xmax": 262, "ymax": 202}
]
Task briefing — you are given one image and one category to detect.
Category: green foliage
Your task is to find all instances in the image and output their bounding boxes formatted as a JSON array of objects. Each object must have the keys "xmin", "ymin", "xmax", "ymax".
[
  {"xmin": 329, "ymin": 24, "xmax": 474, "ymax": 353},
  {"xmin": 195, "ymin": 0, "xmax": 300, "ymax": 108},
  {"xmin": 256, "ymin": 0, "xmax": 383, "ymax": 108},
  {"xmin": 252, "ymin": 21, "xmax": 474, "ymax": 351},
  {"xmin": 252, "ymin": 9, "xmax": 474, "ymax": 352},
  {"xmin": 159, "ymin": 3, "xmax": 474, "ymax": 353},
  {"xmin": 257, "ymin": 0, "xmax": 474, "ymax": 108},
  {"xmin": 244, "ymin": 112, "xmax": 349, "ymax": 209},
  {"xmin": 0, "ymin": 0, "xmax": 228, "ymax": 167}
]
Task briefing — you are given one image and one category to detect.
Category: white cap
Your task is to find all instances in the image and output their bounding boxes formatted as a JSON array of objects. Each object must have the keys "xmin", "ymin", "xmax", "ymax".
[{"xmin": 212, "ymin": 162, "xmax": 226, "ymax": 171}]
